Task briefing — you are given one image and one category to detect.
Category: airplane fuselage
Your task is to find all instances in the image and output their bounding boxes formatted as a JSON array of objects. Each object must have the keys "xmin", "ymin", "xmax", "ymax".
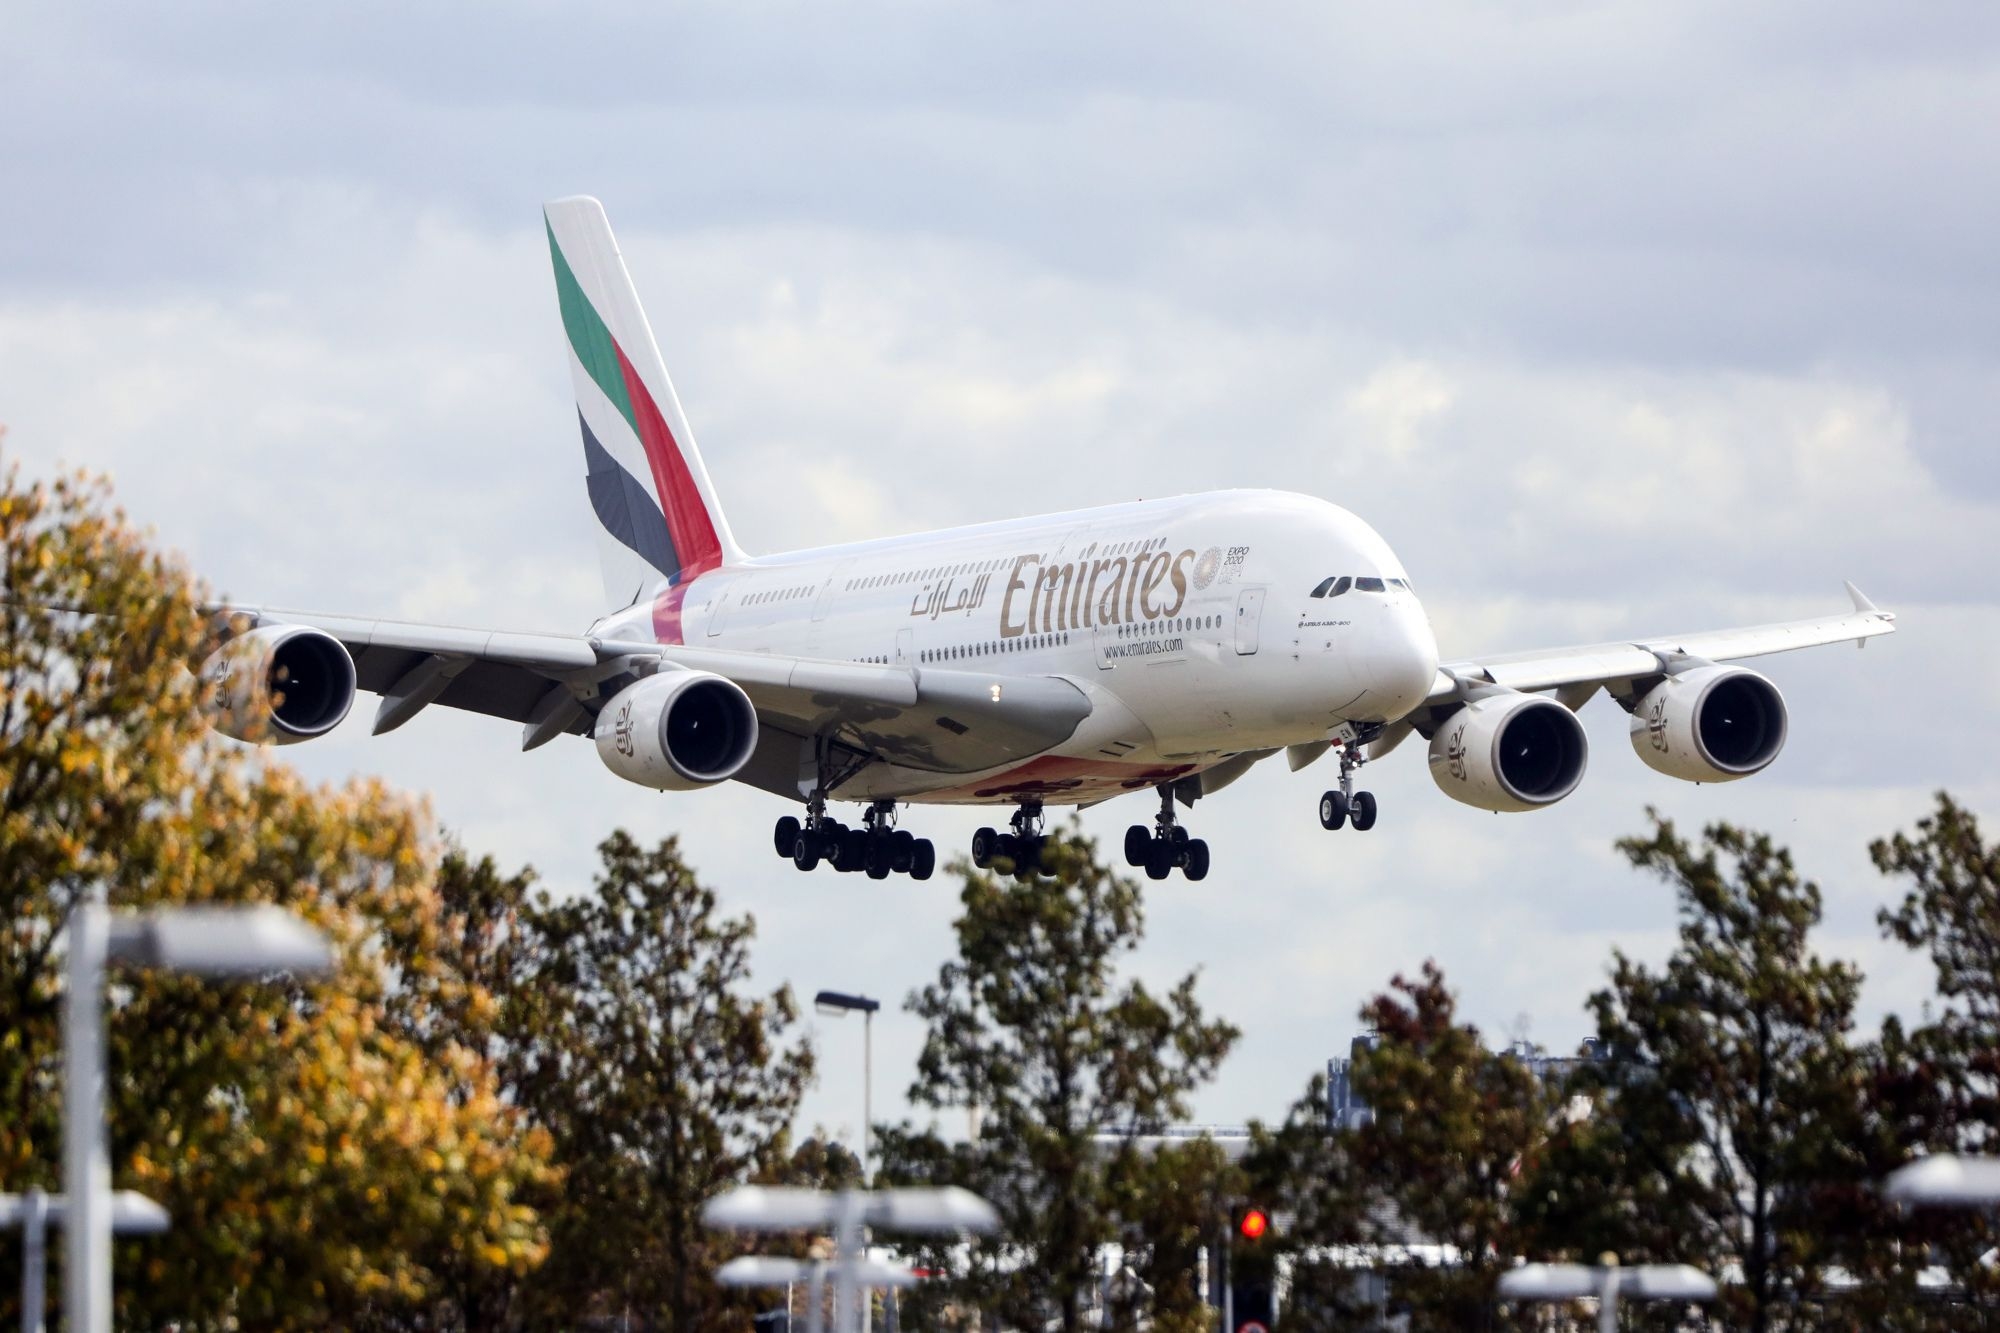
[{"xmin": 593, "ymin": 488, "xmax": 1441, "ymax": 807}]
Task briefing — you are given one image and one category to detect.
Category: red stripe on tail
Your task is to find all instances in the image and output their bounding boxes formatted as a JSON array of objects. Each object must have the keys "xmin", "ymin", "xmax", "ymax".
[{"xmin": 614, "ymin": 345, "xmax": 724, "ymax": 579}]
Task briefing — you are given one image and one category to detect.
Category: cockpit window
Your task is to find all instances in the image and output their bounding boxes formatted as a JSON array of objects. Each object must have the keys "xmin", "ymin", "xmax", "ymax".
[
  {"xmin": 1310, "ymin": 576, "xmax": 1337, "ymax": 598},
  {"xmin": 1355, "ymin": 576, "xmax": 1386, "ymax": 593}
]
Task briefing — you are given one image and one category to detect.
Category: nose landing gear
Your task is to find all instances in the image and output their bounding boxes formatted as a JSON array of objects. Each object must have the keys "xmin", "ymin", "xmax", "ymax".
[
  {"xmin": 1123, "ymin": 784, "xmax": 1210, "ymax": 881},
  {"xmin": 774, "ymin": 794, "xmax": 935, "ymax": 879},
  {"xmin": 972, "ymin": 801, "xmax": 1049, "ymax": 878},
  {"xmin": 1318, "ymin": 741, "xmax": 1379, "ymax": 832}
]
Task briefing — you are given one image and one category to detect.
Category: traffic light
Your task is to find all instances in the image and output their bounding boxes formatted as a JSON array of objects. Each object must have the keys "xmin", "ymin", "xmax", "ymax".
[{"xmin": 1228, "ymin": 1202, "xmax": 1276, "ymax": 1331}]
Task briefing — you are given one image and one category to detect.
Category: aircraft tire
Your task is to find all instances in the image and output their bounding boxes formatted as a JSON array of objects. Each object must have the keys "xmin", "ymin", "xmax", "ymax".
[
  {"xmin": 1124, "ymin": 825, "xmax": 1151, "ymax": 866},
  {"xmin": 1319, "ymin": 791, "xmax": 1348, "ymax": 831},
  {"xmin": 1185, "ymin": 839, "xmax": 1211, "ymax": 882},
  {"xmin": 838, "ymin": 829, "xmax": 869, "ymax": 872},
  {"xmin": 866, "ymin": 840, "xmax": 893, "ymax": 879},
  {"xmin": 1144, "ymin": 842, "xmax": 1173, "ymax": 881},
  {"xmin": 774, "ymin": 816, "xmax": 801, "ymax": 859},
  {"xmin": 971, "ymin": 826, "xmax": 999, "ymax": 868},
  {"xmin": 891, "ymin": 831, "xmax": 915, "ymax": 874},
  {"xmin": 1171, "ymin": 826, "xmax": 1190, "ymax": 847},
  {"xmin": 1351, "ymin": 791, "xmax": 1378, "ymax": 831},
  {"xmin": 792, "ymin": 838, "xmax": 820, "ymax": 872},
  {"xmin": 911, "ymin": 839, "xmax": 936, "ymax": 881}
]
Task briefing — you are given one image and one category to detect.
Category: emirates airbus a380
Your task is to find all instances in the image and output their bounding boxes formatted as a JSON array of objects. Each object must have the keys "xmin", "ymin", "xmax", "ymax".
[{"xmin": 200, "ymin": 198, "xmax": 1897, "ymax": 883}]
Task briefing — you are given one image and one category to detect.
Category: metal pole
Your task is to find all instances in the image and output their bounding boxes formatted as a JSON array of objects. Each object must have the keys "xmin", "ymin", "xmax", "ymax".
[
  {"xmin": 832, "ymin": 1190, "xmax": 862, "ymax": 1333},
  {"xmin": 807, "ymin": 1261, "xmax": 827, "ymax": 1333},
  {"xmin": 64, "ymin": 897, "xmax": 110, "ymax": 1333},
  {"xmin": 22, "ymin": 1187, "xmax": 47, "ymax": 1333},
  {"xmin": 1598, "ymin": 1266, "xmax": 1618, "ymax": 1333},
  {"xmin": 862, "ymin": 1007, "xmax": 873, "ymax": 1186}
]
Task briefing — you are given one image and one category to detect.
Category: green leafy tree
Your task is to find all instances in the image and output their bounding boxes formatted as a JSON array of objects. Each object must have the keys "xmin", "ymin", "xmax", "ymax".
[
  {"xmin": 878, "ymin": 824, "xmax": 1238, "ymax": 1332},
  {"xmin": 507, "ymin": 831, "xmax": 816, "ymax": 1332},
  {"xmin": 1252, "ymin": 968, "xmax": 1554, "ymax": 1332},
  {"xmin": 0, "ymin": 458, "xmax": 555, "ymax": 1330},
  {"xmin": 1566, "ymin": 812, "xmax": 1869, "ymax": 1332},
  {"xmin": 1866, "ymin": 793, "xmax": 2000, "ymax": 1321}
]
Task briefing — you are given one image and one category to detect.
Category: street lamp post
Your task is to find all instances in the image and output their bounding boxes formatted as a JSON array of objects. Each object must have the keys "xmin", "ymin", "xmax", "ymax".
[
  {"xmin": 1499, "ymin": 1257, "xmax": 1718, "ymax": 1333},
  {"xmin": 705, "ymin": 1185, "xmax": 1000, "ymax": 1333},
  {"xmin": 64, "ymin": 901, "xmax": 334, "ymax": 1333},
  {"xmin": 1885, "ymin": 1154, "xmax": 2000, "ymax": 1208},
  {"xmin": 0, "ymin": 1190, "xmax": 170, "ymax": 1333},
  {"xmin": 814, "ymin": 991, "xmax": 881, "ymax": 1185}
]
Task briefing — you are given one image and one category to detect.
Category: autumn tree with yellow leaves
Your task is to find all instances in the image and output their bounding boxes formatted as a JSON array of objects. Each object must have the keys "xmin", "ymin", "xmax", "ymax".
[{"xmin": 0, "ymin": 455, "xmax": 556, "ymax": 1329}]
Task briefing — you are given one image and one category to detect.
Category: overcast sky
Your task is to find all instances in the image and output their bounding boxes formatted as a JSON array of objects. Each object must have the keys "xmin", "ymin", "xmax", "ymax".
[{"xmin": 4, "ymin": 2, "xmax": 1998, "ymax": 1146}]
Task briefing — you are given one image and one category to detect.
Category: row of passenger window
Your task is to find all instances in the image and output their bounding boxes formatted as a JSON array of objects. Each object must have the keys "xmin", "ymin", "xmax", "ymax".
[
  {"xmin": 1309, "ymin": 575, "xmax": 1411, "ymax": 598},
  {"xmin": 923, "ymin": 632, "xmax": 1073, "ymax": 664}
]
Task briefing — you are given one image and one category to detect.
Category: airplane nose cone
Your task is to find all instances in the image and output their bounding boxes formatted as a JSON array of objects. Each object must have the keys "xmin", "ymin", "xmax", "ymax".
[{"xmin": 1362, "ymin": 598, "xmax": 1440, "ymax": 721}]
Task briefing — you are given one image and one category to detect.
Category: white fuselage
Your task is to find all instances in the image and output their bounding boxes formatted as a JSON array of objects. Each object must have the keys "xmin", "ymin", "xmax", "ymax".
[{"xmin": 592, "ymin": 488, "xmax": 1440, "ymax": 807}]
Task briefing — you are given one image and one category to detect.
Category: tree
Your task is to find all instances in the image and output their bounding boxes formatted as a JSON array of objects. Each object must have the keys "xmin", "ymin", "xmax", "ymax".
[
  {"xmin": 506, "ymin": 831, "xmax": 816, "ymax": 1331},
  {"xmin": 1565, "ymin": 812, "xmax": 1869, "ymax": 1332},
  {"xmin": 1868, "ymin": 793, "xmax": 2000, "ymax": 1319},
  {"xmin": 878, "ymin": 824, "xmax": 1238, "ymax": 1332},
  {"xmin": 1249, "ymin": 969, "xmax": 1557, "ymax": 1332},
  {"xmin": 0, "ymin": 458, "xmax": 555, "ymax": 1330}
]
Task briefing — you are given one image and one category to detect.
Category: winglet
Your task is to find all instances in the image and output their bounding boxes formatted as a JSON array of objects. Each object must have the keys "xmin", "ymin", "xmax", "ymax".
[{"xmin": 1844, "ymin": 580, "xmax": 1880, "ymax": 615}]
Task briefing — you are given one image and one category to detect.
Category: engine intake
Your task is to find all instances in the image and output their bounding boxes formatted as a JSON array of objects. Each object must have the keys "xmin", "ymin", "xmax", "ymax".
[
  {"xmin": 1429, "ymin": 692, "xmax": 1589, "ymax": 813},
  {"xmin": 199, "ymin": 625, "xmax": 357, "ymax": 744},
  {"xmin": 595, "ymin": 671, "xmax": 759, "ymax": 790},
  {"xmin": 1629, "ymin": 664, "xmax": 1787, "ymax": 783}
]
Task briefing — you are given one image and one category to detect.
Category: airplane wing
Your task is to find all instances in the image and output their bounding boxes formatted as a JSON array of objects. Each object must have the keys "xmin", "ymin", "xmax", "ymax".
[
  {"xmin": 1409, "ymin": 581, "xmax": 1895, "ymax": 720},
  {"xmin": 216, "ymin": 605, "xmax": 1092, "ymax": 779}
]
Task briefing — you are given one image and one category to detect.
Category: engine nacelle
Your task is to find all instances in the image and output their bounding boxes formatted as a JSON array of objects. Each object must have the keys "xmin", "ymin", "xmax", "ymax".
[
  {"xmin": 199, "ymin": 625, "xmax": 357, "ymax": 745},
  {"xmin": 595, "ymin": 671, "xmax": 759, "ymax": 790},
  {"xmin": 1629, "ymin": 664, "xmax": 1787, "ymax": 783},
  {"xmin": 1429, "ymin": 692, "xmax": 1589, "ymax": 813}
]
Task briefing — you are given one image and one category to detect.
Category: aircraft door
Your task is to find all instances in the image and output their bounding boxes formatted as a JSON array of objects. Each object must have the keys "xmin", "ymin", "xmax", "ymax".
[
  {"xmin": 894, "ymin": 628, "xmax": 913, "ymax": 667},
  {"xmin": 812, "ymin": 561, "xmax": 855, "ymax": 621},
  {"xmin": 1234, "ymin": 586, "xmax": 1266, "ymax": 655}
]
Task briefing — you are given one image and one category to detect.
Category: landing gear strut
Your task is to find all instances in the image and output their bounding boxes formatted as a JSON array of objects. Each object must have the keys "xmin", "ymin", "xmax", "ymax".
[
  {"xmin": 1123, "ymin": 784, "xmax": 1210, "ymax": 881},
  {"xmin": 774, "ymin": 793, "xmax": 935, "ymax": 880},
  {"xmin": 971, "ymin": 801, "xmax": 1048, "ymax": 878},
  {"xmin": 1318, "ymin": 742, "xmax": 1379, "ymax": 832}
]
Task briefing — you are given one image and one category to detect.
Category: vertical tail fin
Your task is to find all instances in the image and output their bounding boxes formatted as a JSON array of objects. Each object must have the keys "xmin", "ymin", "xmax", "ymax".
[{"xmin": 544, "ymin": 196, "xmax": 744, "ymax": 609}]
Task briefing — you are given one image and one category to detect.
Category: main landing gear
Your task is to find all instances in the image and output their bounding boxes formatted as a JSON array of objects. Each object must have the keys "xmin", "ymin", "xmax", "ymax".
[
  {"xmin": 1318, "ymin": 741, "xmax": 1379, "ymax": 833},
  {"xmin": 971, "ymin": 801, "xmax": 1051, "ymax": 879},
  {"xmin": 774, "ymin": 795, "xmax": 936, "ymax": 880},
  {"xmin": 1124, "ymin": 784, "xmax": 1210, "ymax": 882}
]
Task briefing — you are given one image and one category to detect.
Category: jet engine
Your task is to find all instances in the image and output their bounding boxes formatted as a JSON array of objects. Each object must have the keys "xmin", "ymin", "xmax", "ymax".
[
  {"xmin": 199, "ymin": 625, "xmax": 357, "ymax": 744},
  {"xmin": 595, "ymin": 670, "xmax": 759, "ymax": 790},
  {"xmin": 1428, "ymin": 692, "xmax": 1588, "ymax": 813},
  {"xmin": 1628, "ymin": 664, "xmax": 1787, "ymax": 783}
]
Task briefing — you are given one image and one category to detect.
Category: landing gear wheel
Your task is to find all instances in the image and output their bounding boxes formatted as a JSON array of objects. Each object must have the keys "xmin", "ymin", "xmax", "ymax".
[
  {"xmin": 836, "ymin": 828, "xmax": 869, "ymax": 873},
  {"xmin": 866, "ymin": 838, "xmax": 893, "ymax": 880},
  {"xmin": 774, "ymin": 816, "xmax": 801, "ymax": 859},
  {"xmin": 1350, "ymin": 791, "xmax": 1378, "ymax": 831},
  {"xmin": 792, "ymin": 837, "xmax": 821, "ymax": 871},
  {"xmin": 892, "ymin": 829, "xmax": 916, "ymax": 873},
  {"xmin": 1171, "ymin": 825, "xmax": 1191, "ymax": 847},
  {"xmin": 1319, "ymin": 790, "xmax": 1348, "ymax": 831},
  {"xmin": 1125, "ymin": 825, "xmax": 1151, "ymax": 867},
  {"xmin": 1184, "ymin": 839, "xmax": 1210, "ymax": 882},
  {"xmin": 911, "ymin": 839, "xmax": 936, "ymax": 881},
  {"xmin": 971, "ymin": 826, "xmax": 999, "ymax": 868},
  {"xmin": 1144, "ymin": 841, "xmax": 1174, "ymax": 881}
]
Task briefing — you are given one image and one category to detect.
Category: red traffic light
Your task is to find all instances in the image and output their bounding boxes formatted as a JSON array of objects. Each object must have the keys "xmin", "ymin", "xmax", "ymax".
[{"xmin": 1237, "ymin": 1207, "xmax": 1270, "ymax": 1241}]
